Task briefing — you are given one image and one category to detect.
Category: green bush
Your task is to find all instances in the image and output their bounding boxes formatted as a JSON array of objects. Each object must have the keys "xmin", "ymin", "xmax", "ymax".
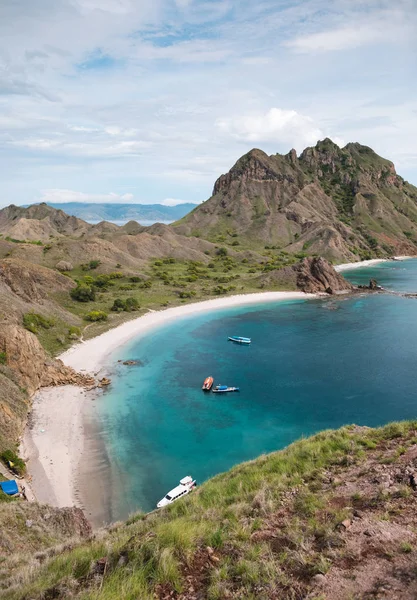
[
  {"xmin": 111, "ymin": 298, "xmax": 126, "ymax": 312},
  {"xmin": 216, "ymin": 247, "xmax": 228, "ymax": 257},
  {"xmin": 70, "ymin": 283, "xmax": 96, "ymax": 302},
  {"xmin": 111, "ymin": 298, "xmax": 140, "ymax": 312},
  {"xmin": 84, "ymin": 310, "xmax": 108, "ymax": 322},
  {"xmin": 68, "ymin": 326, "xmax": 81, "ymax": 337},
  {"xmin": 0, "ymin": 351, "xmax": 6, "ymax": 365},
  {"xmin": 140, "ymin": 280, "xmax": 152, "ymax": 289},
  {"xmin": 81, "ymin": 260, "xmax": 101, "ymax": 271},
  {"xmin": 1, "ymin": 450, "xmax": 26, "ymax": 476},
  {"xmin": 23, "ymin": 312, "xmax": 54, "ymax": 334},
  {"xmin": 125, "ymin": 297, "xmax": 139, "ymax": 311},
  {"xmin": 129, "ymin": 276, "xmax": 142, "ymax": 283},
  {"xmin": 94, "ymin": 274, "xmax": 114, "ymax": 289}
]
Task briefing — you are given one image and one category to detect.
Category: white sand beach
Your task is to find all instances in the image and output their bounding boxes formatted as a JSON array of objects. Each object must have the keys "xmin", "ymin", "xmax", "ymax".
[
  {"xmin": 335, "ymin": 256, "xmax": 412, "ymax": 272},
  {"xmin": 60, "ymin": 291, "xmax": 319, "ymax": 374},
  {"xmin": 21, "ymin": 290, "xmax": 318, "ymax": 519}
]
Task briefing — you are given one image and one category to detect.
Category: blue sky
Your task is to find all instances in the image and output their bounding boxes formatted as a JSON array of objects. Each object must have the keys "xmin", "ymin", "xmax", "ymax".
[{"xmin": 0, "ymin": 0, "xmax": 416, "ymax": 207}]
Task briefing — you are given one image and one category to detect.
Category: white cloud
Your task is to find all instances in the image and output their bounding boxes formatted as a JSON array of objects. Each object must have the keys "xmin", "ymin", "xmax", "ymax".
[
  {"xmin": 0, "ymin": 0, "xmax": 416, "ymax": 207},
  {"xmin": 38, "ymin": 189, "xmax": 135, "ymax": 203},
  {"xmin": 286, "ymin": 24, "xmax": 385, "ymax": 53},
  {"xmin": 216, "ymin": 108, "xmax": 324, "ymax": 150}
]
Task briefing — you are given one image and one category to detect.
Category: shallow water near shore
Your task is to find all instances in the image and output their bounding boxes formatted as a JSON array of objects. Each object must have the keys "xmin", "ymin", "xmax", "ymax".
[{"xmin": 91, "ymin": 259, "xmax": 417, "ymax": 524}]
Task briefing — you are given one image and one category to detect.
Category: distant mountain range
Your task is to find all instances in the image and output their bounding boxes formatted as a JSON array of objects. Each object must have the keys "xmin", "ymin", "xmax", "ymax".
[{"xmin": 23, "ymin": 202, "xmax": 199, "ymax": 224}]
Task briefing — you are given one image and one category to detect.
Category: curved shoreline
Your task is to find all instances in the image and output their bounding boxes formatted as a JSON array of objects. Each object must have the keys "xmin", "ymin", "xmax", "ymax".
[
  {"xmin": 22, "ymin": 291, "xmax": 318, "ymax": 521},
  {"xmin": 59, "ymin": 291, "xmax": 319, "ymax": 374}
]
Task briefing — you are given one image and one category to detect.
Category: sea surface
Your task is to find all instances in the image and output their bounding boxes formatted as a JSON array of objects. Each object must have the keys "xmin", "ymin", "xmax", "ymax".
[{"xmin": 92, "ymin": 259, "xmax": 417, "ymax": 522}]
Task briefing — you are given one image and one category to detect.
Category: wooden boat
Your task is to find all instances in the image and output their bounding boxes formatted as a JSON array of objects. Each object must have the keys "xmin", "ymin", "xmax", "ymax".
[
  {"xmin": 228, "ymin": 336, "xmax": 251, "ymax": 345},
  {"xmin": 212, "ymin": 385, "xmax": 240, "ymax": 393},
  {"xmin": 202, "ymin": 376, "xmax": 214, "ymax": 391}
]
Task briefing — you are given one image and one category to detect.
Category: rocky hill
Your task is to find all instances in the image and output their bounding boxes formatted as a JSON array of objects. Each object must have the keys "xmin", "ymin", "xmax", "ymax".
[
  {"xmin": 3, "ymin": 421, "xmax": 417, "ymax": 600},
  {"xmin": 174, "ymin": 139, "xmax": 417, "ymax": 262}
]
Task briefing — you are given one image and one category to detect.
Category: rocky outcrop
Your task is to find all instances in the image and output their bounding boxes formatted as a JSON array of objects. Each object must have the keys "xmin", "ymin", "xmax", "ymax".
[
  {"xmin": 294, "ymin": 257, "xmax": 354, "ymax": 294},
  {"xmin": 0, "ymin": 325, "xmax": 94, "ymax": 397},
  {"xmin": 55, "ymin": 260, "xmax": 73, "ymax": 272},
  {"xmin": 258, "ymin": 257, "xmax": 353, "ymax": 294}
]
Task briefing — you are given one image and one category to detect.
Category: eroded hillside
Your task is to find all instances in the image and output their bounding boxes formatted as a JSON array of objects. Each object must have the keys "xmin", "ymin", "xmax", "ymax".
[
  {"xmin": 174, "ymin": 140, "xmax": 417, "ymax": 262},
  {"xmin": 3, "ymin": 422, "xmax": 417, "ymax": 600}
]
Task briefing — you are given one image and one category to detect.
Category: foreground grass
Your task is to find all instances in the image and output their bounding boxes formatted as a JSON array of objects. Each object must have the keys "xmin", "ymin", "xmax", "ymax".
[{"xmin": 4, "ymin": 420, "xmax": 417, "ymax": 599}]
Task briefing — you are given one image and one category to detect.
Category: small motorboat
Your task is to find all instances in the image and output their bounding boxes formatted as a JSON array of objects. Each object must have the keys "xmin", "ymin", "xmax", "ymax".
[
  {"xmin": 212, "ymin": 385, "xmax": 240, "ymax": 393},
  {"xmin": 228, "ymin": 336, "xmax": 251, "ymax": 345},
  {"xmin": 202, "ymin": 376, "xmax": 214, "ymax": 391},
  {"xmin": 157, "ymin": 476, "xmax": 197, "ymax": 508}
]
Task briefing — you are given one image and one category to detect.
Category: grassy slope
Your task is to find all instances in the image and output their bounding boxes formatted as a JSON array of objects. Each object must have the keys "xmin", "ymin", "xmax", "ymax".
[
  {"xmin": 5, "ymin": 421, "xmax": 417, "ymax": 600},
  {"xmin": 25, "ymin": 252, "xmax": 301, "ymax": 355}
]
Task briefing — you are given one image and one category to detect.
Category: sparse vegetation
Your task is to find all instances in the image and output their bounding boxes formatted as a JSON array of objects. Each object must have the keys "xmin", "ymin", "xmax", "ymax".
[
  {"xmin": 0, "ymin": 449, "xmax": 26, "ymax": 476},
  {"xmin": 22, "ymin": 312, "xmax": 54, "ymax": 334},
  {"xmin": 6, "ymin": 421, "xmax": 417, "ymax": 599},
  {"xmin": 84, "ymin": 310, "xmax": 108, "ymax": 322}
]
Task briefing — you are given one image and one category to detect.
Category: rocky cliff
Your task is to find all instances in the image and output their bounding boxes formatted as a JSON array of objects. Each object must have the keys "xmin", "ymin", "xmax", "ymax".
[
  {"xmin": 259, "ymin": 256, "xmax": 354, "ymax": 293},
  {"xmin": 174, "ymin": 139, "xmax": 417, "ymax": 262}
]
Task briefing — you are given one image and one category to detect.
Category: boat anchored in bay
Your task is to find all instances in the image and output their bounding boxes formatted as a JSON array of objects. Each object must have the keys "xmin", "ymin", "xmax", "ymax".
[
  {"xmin": 212, "ymin": 385, "xmax": 240, "ymax": 393},
  {"xmin": 157, "ymin": 476, "xmax": 197, "ymax": 508},
  {"xmin": 228, "ymin": 336, "xmax": 251, "ymax": 345},
  {"xmin": 202, "ymin": 376, "xmax": 214, "ymax": 391}
]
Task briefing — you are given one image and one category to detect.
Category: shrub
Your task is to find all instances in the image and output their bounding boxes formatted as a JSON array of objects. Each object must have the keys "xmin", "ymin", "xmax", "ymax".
[
  {"xmin": 111, "ymin": 298, "xmax": 140, "ymax": 312},
  {"xmin": 68, "ymin": 326, "xmax": 81, "ymax": 338},
  {"xmin": 82, "ymin": 260, "xmax": 101, "ymax": 270},
  {"xmin": 125, "ymin": 297, "xmax": 139, "ymax": 312},
  {"xmin": 154, "ymin": 260, "xmax": 163, "ymax": 267},
  {"xmin": 108, "ymin": 272, "xmax": 124, "ymax": 279},
  {"xmin": 140, "ymin": 280, "xmax": 152, "ymax": 289},
  {"xmin": 216, "ymin": 247, "xmax": 228, "ymax": 257},
  {"xmin": 70, "ymin": 283, "xmax": 96, "ymax": 302},
  {"xmin": 120, "ymin": 284, "xmax": 136, "ymax": 291},
  {"xmin": 0, "ymin": 351, "xmax": 6, "ymax": 365},
  {"xmin": 94, "ymin": 274, "xmax": 113, "ymax": 289},
  {"xmin": 23, "ymin": 312, "xmax": 54, "ymax": 334},
  {"xmin": 84, "ymin": 310, "xmax": 108, "ymax": 322},
  {"xmin": 111, "ymin": 299, "xmax": 126, "ymax": 312},
  {"xmin": 1, "ymin": 450, "xmax": 26, "ymax": 476},
  {"xmin": 129, "ymin": 276, "xmax": 142, "ymax": 283},
  {"xmin": 163, "ymin": 258, "xmax": 176, "ymax": 264}
]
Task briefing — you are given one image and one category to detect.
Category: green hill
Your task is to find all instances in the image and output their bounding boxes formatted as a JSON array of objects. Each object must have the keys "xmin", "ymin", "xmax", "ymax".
[
  {"xmin": 3, "ymin": 421, "xmax": 417, "ymax": 600},
  {"xmin": 174, "ymin": 139, "xmax": 417, "ymax": 262}
]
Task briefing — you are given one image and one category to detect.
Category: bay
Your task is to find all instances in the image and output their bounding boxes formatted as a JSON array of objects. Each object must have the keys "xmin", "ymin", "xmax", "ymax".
[{"xmin": 93, "ymin": 259, "xmax": 417, "ymax": 522}]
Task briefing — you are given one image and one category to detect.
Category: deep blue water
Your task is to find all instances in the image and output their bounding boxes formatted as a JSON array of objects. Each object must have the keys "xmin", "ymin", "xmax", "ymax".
[{"xmin": 95, "ymin": 259, "xmax": 417, "ymax": 521}]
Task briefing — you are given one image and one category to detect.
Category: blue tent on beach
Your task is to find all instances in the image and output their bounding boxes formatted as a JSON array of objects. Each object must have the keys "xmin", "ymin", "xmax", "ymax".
[{"xmin": 0, "ymin": 480, "xmax": 19, "ymax": 495}]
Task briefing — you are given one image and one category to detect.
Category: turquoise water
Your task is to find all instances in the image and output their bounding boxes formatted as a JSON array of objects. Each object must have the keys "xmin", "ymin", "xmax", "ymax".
[{"xmin": 96, "ymin": 259, "xmax": 417, "ymax": 522}]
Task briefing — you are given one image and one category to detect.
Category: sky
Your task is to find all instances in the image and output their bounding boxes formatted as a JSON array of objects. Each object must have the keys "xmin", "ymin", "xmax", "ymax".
[{"xmin": 0, "ymin": 0, "xmax": 416, "ymax": 207}]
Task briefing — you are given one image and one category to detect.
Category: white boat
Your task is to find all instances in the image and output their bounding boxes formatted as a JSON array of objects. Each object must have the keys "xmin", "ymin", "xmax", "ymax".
[
  {"xmin": 156, "ymin": 476, "xmax": 196, "ymax": 508},
  {"xmin": 228, "ymin": 336, "xmax": 251, "ymax": 345}
]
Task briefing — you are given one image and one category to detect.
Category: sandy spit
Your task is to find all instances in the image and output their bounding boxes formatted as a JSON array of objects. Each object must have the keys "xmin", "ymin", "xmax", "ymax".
[
  {"xmin": 21, "ymin": 291, "xmax": 318, "ymax": 518},
  {"xmin": 335, "ymin": 256, "xmax": 413, "ymax": 272}
]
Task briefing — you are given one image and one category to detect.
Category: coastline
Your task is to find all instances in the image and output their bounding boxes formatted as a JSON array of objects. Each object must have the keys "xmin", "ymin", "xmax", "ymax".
[
  {"xmin": 335, "ymin": 255, "xmax": 412, "ymax": 272},
  {"xmin": 21, "ymin": 290, "xmax": 318, "ymax": 522},
  {"xmin": 60, "ymin": 291, "xmax": 319, "ymax": 374},
  {"xmin": 20, "ymin": 258, "xmax": 414, "ymax": 524}
]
